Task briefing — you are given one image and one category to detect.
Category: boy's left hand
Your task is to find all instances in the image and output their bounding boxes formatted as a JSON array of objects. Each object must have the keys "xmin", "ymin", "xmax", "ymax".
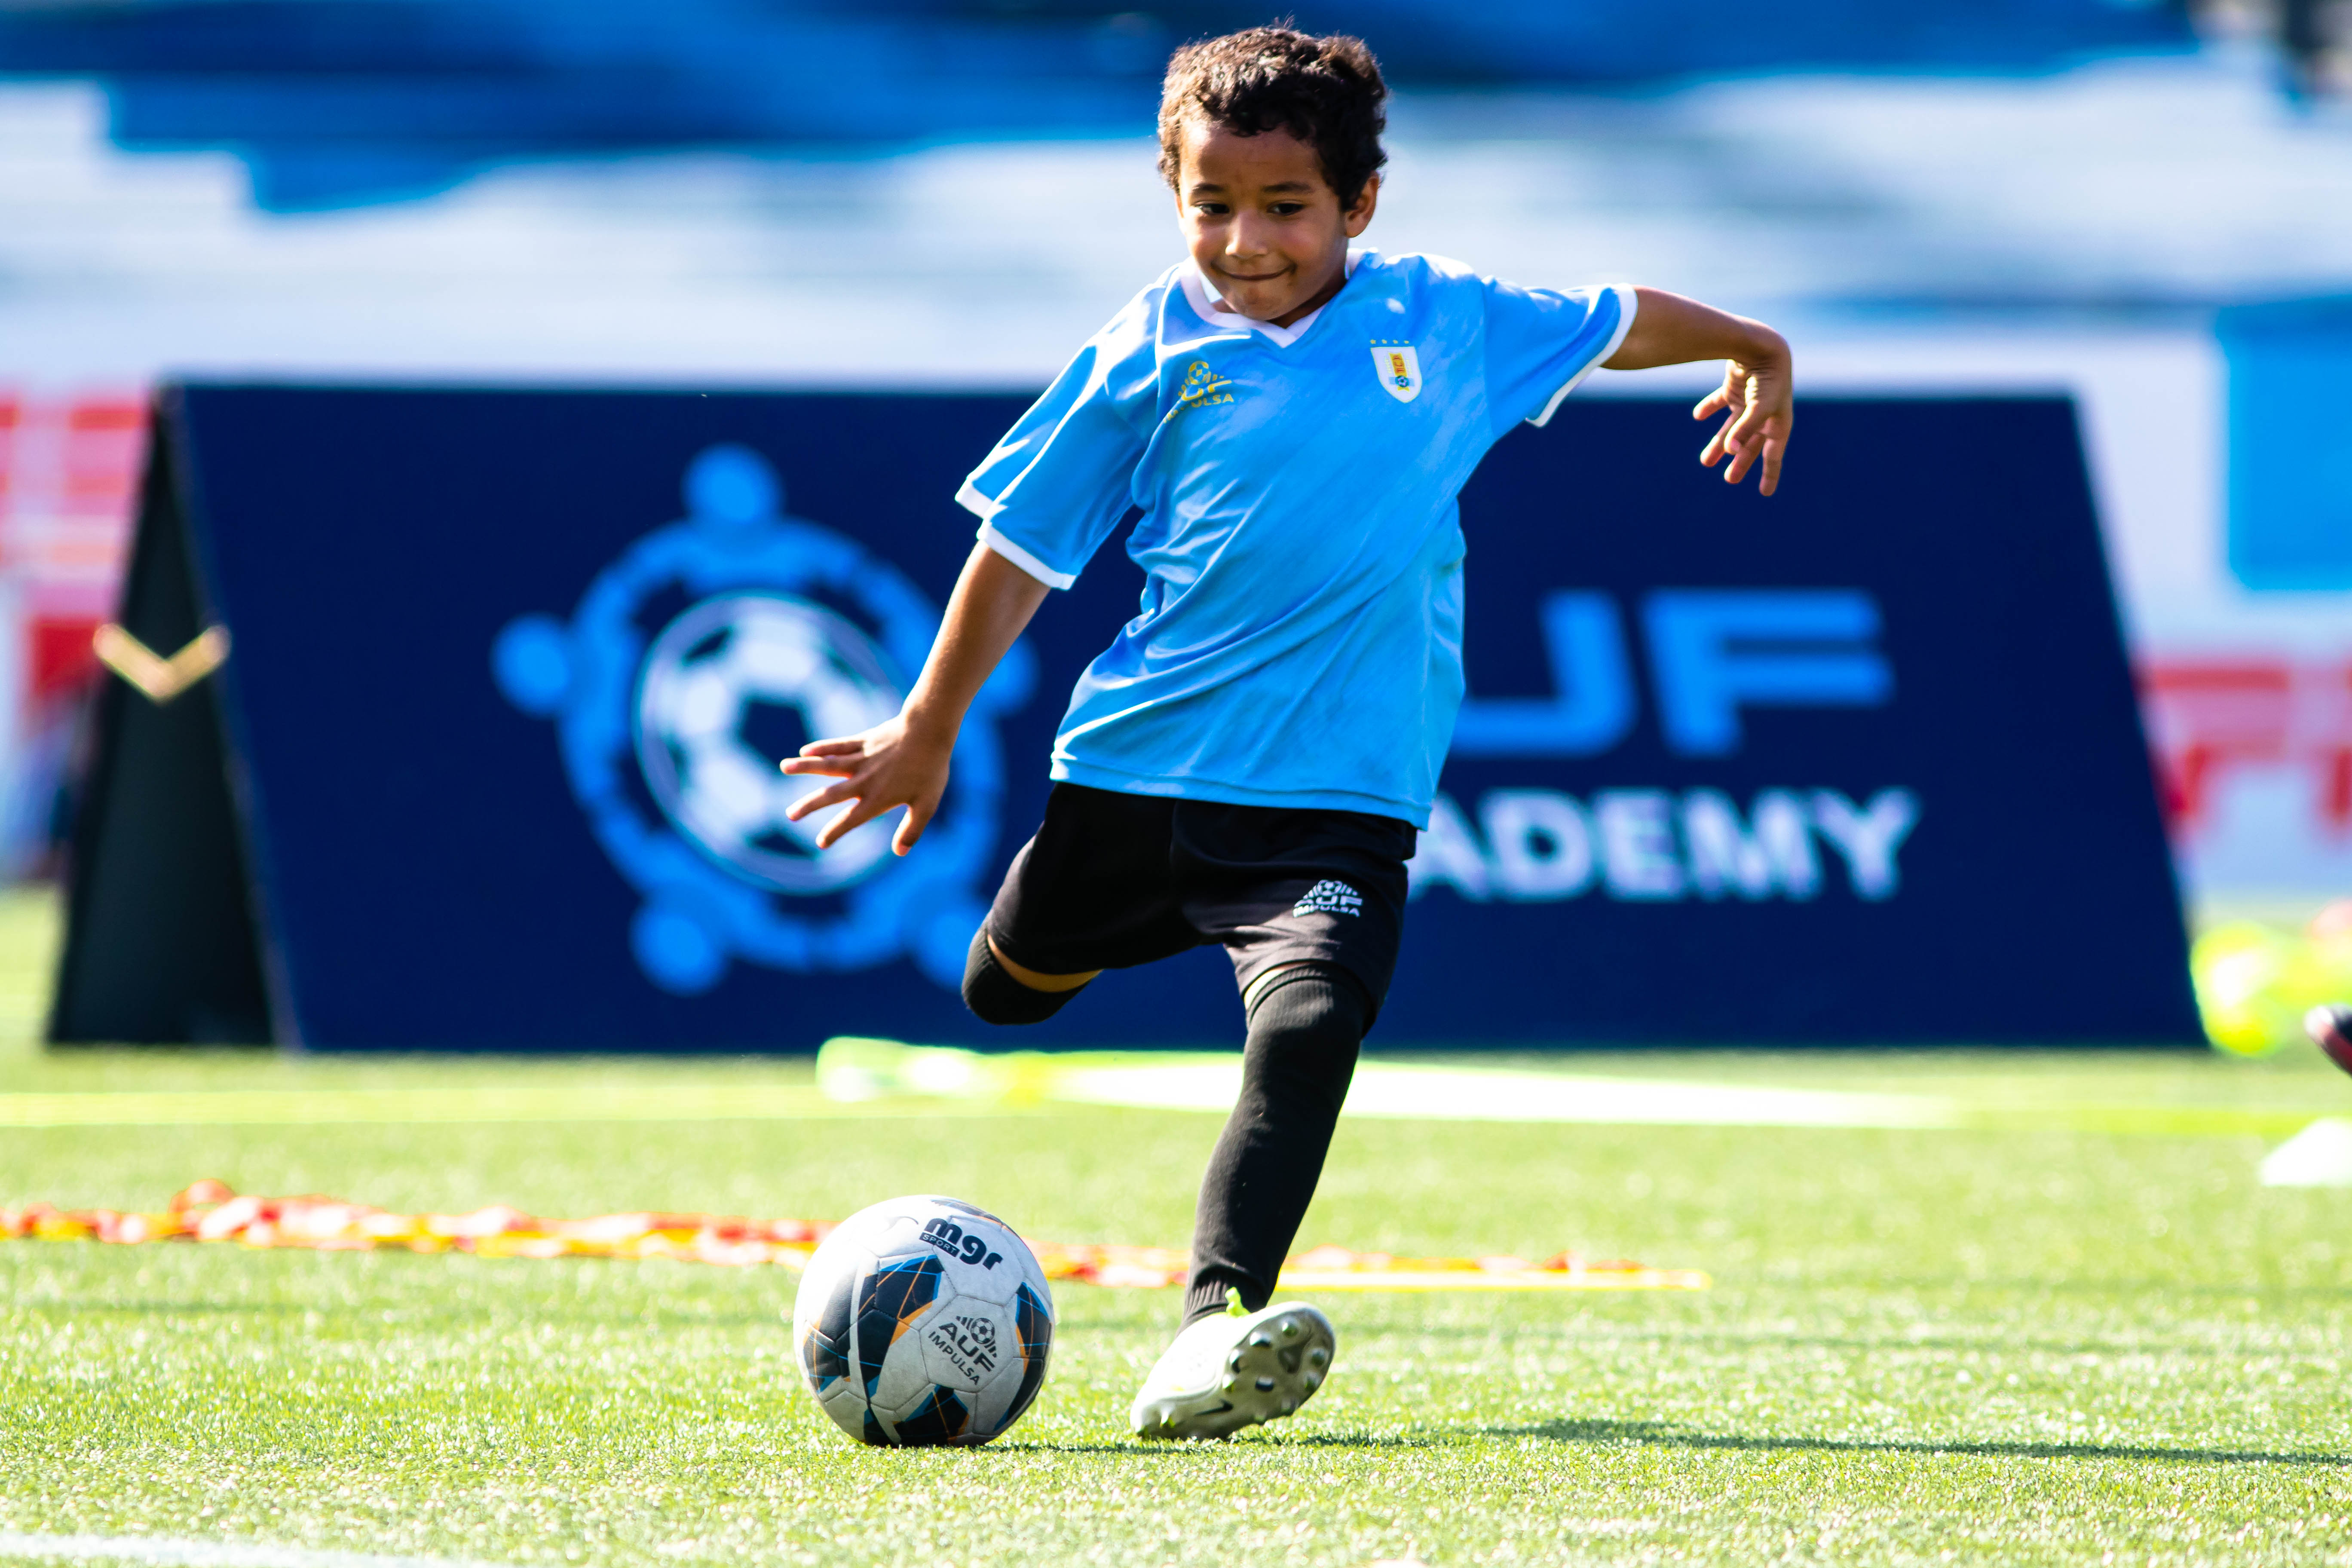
[
  {"xmin": 1694, "ymin": 342, "xmax": 1793, "ymax": 496},
  {"xmin": 1605, "ymin": 288, "xmax": 1794, "ymax": 496}
]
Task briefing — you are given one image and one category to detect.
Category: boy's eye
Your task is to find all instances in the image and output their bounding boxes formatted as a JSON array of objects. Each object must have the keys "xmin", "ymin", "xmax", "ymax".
[
  {"xmin": 1267, "ymin": 202, "xmax": 1305, "ymax": 216},
  {"xmin": 1194, "ymin": 201, "xmax": 1230, "ymax": 216}
]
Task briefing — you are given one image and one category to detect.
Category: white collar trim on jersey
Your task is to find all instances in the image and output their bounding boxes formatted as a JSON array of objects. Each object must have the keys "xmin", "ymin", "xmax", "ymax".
[{"xmin": 1180, "ymin": 248, "xmax": 1364, "ymax": 348}]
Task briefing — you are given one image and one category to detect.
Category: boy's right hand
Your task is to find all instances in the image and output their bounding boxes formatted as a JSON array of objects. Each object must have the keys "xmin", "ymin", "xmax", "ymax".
[
  {"xmin": 780, "ymin": 711, "xmax": 955, "ymax": 856},
  {"xmin": 781, "ymin": 539, "xmax": 1050, "ymax": 858}
]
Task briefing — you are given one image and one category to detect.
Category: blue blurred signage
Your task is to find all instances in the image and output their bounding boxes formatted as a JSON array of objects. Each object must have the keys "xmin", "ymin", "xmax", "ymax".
[
  {"xmin": 77, "ymin": 386, "xmax": 2195, "ymax": 1049},
  {"xmin": 2220, "ymin": 297, "xmax": 2352, "ymax": 591},
  {"xmin": 0, "ymin": 1, "xmax": 2193, "ymax": 209}
]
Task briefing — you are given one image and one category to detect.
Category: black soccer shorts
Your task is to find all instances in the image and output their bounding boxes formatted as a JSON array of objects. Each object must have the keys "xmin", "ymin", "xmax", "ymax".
[{"xmin": 980, "ymin": 782, "xmax": 1416, "ymax": 1014}]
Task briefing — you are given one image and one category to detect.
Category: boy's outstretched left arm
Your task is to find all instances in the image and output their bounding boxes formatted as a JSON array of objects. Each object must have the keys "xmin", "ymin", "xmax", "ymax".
[{"xmin": 1605, "ymin": 288, "xmax": 1794, "ymax": 496}]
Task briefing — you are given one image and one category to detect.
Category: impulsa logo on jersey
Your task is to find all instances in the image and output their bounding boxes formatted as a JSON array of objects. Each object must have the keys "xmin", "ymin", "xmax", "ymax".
[
  {"xmin": 1177, "ymin": 359, "xmax": 1234, "ymax": 410},
  {"xmin": 1370, "ymin": 342, "xmax": 1422, "ymax": 403}
]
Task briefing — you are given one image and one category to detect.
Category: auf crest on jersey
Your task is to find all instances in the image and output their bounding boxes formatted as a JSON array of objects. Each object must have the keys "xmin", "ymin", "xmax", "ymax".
[{"xmin": 1370, "ymin": 342, "xmax": 1424, "ymax": 404}]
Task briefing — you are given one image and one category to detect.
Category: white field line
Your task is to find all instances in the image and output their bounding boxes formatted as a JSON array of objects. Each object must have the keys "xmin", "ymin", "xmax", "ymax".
[
  {"xmin": 0, "ymin": 1533, "xmax": 510, "ymax": 1568},
  {"xmin": 2259, "ymin": 1118, "xmax": 2352, "ymax": 1186},
  {"xmin": 1054, "ymin": 1061, "xmax": 1959, "ymax": 1129},
  {"xmin": 0, "ymin": 1072, "xmax": 1954, "ymax": 1129},
  {"xmin": 0, "ymin": 1087, "xmax": 993, "ymax": 1127}
]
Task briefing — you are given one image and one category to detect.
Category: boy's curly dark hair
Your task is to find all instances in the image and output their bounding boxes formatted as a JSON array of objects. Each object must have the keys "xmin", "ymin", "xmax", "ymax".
[{"xmin": 1158, "ymin": 27, "xmax": 1389, "ymax": 208}]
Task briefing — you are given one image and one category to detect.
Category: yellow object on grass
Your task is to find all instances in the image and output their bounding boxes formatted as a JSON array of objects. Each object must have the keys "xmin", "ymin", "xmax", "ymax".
[{"xmin": 2193, "ymin": 915, "xmax": 2352, "ymax": 1057}]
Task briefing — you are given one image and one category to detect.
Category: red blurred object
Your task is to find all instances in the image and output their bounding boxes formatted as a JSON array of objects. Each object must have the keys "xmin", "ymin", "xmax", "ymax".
[
  {"xmin": 2140, "ymin": 659, "xmax": 2352, "ymax": 835},
  {"xmin": 2309, "ymin": 1004, "xmax": 2352, "ymax": 1077},
  {"xmin": 29, "ymin": 617, "xmax": 101, "ymax": 704}
]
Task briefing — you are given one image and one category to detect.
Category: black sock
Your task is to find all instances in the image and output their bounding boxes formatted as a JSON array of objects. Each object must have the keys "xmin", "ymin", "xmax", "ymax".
[
  {"xmin": 962, "ymin": 928, "xmax": 1084, "ymax": 1026},
  {"xmin": 1182, "ymin": 965, "xmax": 1370, "ymax": 1326}
]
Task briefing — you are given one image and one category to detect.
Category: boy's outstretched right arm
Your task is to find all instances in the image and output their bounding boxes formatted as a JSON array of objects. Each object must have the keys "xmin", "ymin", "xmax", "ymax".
[{"xmin": 781, "ymin": 542, "xmax": 1049, "ymax": 856}]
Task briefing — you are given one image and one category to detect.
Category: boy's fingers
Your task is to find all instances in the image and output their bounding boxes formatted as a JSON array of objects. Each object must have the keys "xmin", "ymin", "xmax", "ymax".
[
  {"xmin": 892, "ymin": 801, "xmax": 930, "ymax": 857},
  {"xmin": 1726, "ymin": 397, "xmax": 1772, "ymax": 447},
  {"xmin": 784, "ymin": 781, "xmax": 858, "ymax": 822},
  {"xmin": 779, "ymin": 756, "xmax": 857, "ymax": 778},
  {"xmin": 1722, "ymin": 411, "xmax": 1792, "ymax": 489},
  {"xmin": 1699, "ymin": 416, "xmax": 1734, "ymax": 468},
  {"xmin": 1718, "ymin": 404, "xmax": 1780, "ymax": 482},
  {"xmin": 1692, "ymin": 388, "xmax": 1730, "ymax": 420},
  {"xmin": 814, "ymin": 798, "xmax": 885, "ymax": 851},
  {"xmin": 797, "ymin": 738, "xmax": 868, "ymax": 757}
]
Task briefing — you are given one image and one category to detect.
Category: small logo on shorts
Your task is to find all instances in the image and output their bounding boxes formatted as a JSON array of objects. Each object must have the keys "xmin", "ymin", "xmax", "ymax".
[{"xmin": 1293, "ymin": 879, "xmax": 1365, "ymax": 918}]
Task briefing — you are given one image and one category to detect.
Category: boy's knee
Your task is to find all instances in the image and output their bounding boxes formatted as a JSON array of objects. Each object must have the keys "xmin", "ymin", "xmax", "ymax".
[
  {"xmin": 1241, "ymin": 963, "xmax": 1370, "ymax": 1107},
  {"xmin": 962, "ymin": 928, "xmax": 1086, "ymax": 1026},
  {"xmin": 1244, "ymin": 962, "xmax": 1372, "ymax": 1038}
]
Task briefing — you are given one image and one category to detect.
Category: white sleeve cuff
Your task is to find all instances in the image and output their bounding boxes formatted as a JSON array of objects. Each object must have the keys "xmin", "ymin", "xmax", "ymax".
[
  {"xmin": 954, "ymin": 477, "xmax": 1005, "ymax": 522},
  {"xmin": 1525, "ymin": 283, "xmax": 1639, "ymax": 428},
  {"xmin": 977, "ymin": 522, "xmax": 1076, "ymax": 590}
]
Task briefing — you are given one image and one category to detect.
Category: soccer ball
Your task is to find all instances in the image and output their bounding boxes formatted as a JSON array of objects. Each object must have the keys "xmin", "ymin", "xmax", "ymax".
[
  {"xmin": 634, "ymin": 591, "xmax": 903, "ymax": 894},
  {"xmin": 792, "ymin": 1194, "xmax": 1056, "ymax": 1446}
]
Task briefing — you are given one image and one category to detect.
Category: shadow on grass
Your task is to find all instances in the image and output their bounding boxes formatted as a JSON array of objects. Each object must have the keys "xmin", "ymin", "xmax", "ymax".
[
  {"xmin": 1495, "ymin": 1417, "xmax": 2352, "ymax": 1468},
  {"xmin": 992, "ymin": 1432, "xmax": 1437, "ymax": 1455},
  {"xmin": 1359, "ymin": 1323, "xmax": 2300, "ymax": 1363},
  {"xmin": 991, "ymin": 1442, "xmax": 1192, "ymax": 1456}
]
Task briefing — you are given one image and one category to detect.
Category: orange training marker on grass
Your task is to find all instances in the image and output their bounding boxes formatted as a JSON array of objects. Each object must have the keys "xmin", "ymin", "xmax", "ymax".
[{"xmin": 0, "ymin": 1182, "xmax": 1707, "ymax": 1290}]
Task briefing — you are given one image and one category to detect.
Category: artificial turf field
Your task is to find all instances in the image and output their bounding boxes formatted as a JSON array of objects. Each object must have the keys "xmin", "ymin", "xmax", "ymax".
[{"xmin": 3, "ymin": 891, "xmax": 2351, "ymax": 1566}]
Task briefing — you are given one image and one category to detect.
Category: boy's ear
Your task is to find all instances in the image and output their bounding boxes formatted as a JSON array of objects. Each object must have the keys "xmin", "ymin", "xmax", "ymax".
[{"xmin": 1343, "ymin": 173, "xmax": 1379, "ymax": 238}]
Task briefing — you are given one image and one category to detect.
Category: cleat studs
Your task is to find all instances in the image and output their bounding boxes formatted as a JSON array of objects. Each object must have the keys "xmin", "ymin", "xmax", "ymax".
[
  {"xmin": 1255, "ymin": 1375, "xmax": 1277, "ymax": 1392},
  {"xmin": 1222, "ymin": 1375, "xmax": 1237, "ymax": 1391},
  {"xmin": 1305, "ymin": 1373, "xmax": 1322, "ymax": 1390},
  {"xmin": 1306, "ymin": 1348, "xmax": 1329, "ymax": 1368},
  {"xmin": 1249, "ymin": 1334, "xmax": 1272, "ymax": 1348},
  {"xmin": 1280, "ymin": 1320, "xmax": 1299, "ymax": 1337},
  {"xmin": 1280, "ymin": 1398, "xmax": 1296, "ymax": 1413},
  {"xmin": 1227, "ymin": 1351, "xmax": 1242, "ymax": 1370}
]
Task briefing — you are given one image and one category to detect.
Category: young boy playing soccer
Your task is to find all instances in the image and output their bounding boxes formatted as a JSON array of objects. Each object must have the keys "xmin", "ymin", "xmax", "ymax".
[{"xmin": 783, "ymin": 27, "xmax": 1794, "ymax": 1440}]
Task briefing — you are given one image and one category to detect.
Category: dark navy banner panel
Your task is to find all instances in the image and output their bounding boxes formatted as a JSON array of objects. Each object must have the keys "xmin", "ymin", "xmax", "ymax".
[
  {"xmin": 162, "ymin": 385, "xmax": 2196, "ymax": 1050},
  {"xmin": 1403, "ymin": 396, "xmax": 2196, "ymax": 1045}
]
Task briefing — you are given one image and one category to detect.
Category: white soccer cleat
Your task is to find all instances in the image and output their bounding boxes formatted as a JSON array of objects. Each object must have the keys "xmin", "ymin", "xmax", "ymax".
[{"xmin": 1128, "ymin": 1295, "xmax": 1336, "ymax": 1440}]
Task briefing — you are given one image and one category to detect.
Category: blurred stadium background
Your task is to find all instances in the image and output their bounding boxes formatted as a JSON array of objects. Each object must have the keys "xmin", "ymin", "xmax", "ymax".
[
  {"xmin": 8, "ymin": 10, "xmax": 2352, "ymax": 1558},
  {"xmin": 1, "ymin": 0, "xmax": 2349, "ymax": 933}
]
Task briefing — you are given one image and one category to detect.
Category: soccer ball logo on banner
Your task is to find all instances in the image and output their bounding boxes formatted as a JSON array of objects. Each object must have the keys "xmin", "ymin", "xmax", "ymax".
[
  {"xmin": 490, "ymin": 445, "xmax": 1031, "ymax": 996},
  {"xmin": 634, "ymin": 592, "xmax": 900, "ymax": 895}
]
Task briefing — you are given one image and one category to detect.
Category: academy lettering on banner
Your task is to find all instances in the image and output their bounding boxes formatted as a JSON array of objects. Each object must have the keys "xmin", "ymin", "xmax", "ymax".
[{"xmin": 1417, "ymin": 587, "xmax": 1916, "ymax": 904}]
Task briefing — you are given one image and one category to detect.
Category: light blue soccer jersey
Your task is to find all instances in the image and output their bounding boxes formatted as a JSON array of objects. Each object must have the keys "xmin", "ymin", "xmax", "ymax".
[{"xmin": 957, "ymin": 249, "xmax": 1634, "ymax": 828}]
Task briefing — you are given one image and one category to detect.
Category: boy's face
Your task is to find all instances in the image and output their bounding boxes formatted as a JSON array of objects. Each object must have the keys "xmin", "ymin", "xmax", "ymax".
[{"xmin": 1175, "ymin": 117, "xmax": 1377, "ymax": 326}]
